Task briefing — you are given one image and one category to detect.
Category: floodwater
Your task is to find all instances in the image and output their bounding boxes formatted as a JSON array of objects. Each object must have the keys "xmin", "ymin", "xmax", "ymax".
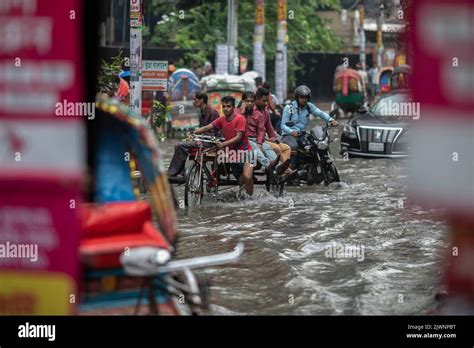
[{"xmin": 160, "ymin": 121, "xmax": 449, "ymax": 315}]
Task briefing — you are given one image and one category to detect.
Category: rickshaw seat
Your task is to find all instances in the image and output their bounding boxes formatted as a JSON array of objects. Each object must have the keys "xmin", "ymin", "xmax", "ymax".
[{"xmin": 79, "ymin": 202, "xmax": 169, "ymax": 269}]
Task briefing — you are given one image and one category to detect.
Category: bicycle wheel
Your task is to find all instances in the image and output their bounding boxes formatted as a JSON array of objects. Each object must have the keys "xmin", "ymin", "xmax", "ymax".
[{"xmin": 184, "ymin": 162, "xmax": 203, "ymax": 207}]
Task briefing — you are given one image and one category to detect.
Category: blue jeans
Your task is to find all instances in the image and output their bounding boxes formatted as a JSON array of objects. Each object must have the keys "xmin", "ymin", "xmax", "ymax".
[{"xmin": 248, "ymin": 137, "xmax": 277, "ymax": 169}]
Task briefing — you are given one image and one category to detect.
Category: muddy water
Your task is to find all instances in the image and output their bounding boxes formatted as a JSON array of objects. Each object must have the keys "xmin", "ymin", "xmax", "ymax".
[{"xmin": 160, "ymin": 123, "xmax": 449, "ymax": 315}]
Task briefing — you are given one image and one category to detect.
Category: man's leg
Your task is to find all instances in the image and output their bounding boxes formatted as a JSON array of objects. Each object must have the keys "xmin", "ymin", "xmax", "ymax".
[
  {"xmin": 248, "ymin": 138, "xmax": 270, "ymax": 168},
  {"xmin": 266, "ymin": 141, "xmax": 291, "ymax": 163},
  {"xmin": 240, "ymin": 162, "xmax": 254, "ymax": 196},
  {"xmin": 281, "ymin": 135, "xmax": 299, "ymax": 169},
  {"xmin": 168, "ymin": 141, "xmax": 195, "ymax": 176},
  {"xmin": 262, "ymin": 142, "xmax": 277, "ymax": 162},
  {"xmin": 267, "ymin": 141, "xmax": 291, "ymax": 174}
]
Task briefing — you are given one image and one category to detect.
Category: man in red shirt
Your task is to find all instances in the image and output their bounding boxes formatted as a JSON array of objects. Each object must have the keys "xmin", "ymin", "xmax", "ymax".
[{"xmin": 194, "ymin": 96, "xmax": 254, "ymax": 195}]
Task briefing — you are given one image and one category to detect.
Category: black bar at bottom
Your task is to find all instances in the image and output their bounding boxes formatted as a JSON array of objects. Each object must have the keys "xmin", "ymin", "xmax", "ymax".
[{"xmin": 0, "ymin": 316, "xmax": 473, "ymax": 346}]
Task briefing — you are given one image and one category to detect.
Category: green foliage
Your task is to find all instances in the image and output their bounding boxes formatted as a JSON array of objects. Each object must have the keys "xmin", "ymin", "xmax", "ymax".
[
  {"xmin": 148, "ymin": 0, "xmax": 344, "ymax": 89},
  {"xmin": 151, "ymin": 100, "xmax": 171, "ymax": 128},
  {"xmin": 97, "ymin": 50, "xmax": 124, "ymax": 93}
]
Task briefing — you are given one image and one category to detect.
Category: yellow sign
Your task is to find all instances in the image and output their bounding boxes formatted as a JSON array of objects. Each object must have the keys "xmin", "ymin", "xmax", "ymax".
[
  {"xmin": 377, "ymin": 31, "xmax": 382, "ymax": 48},
  {"xmin": 359, "ymin": 6, "xmax": 365, "ymax": 25},
  {"xmin": 277, "ymin": 0, "xmax": 286, "ymax": 21},
  {"xmin": 255, "ymin": 3, "xmax": 265, "ymax": 25},
  {"xmin": 0, "ymin": 271, "xmax": 76, "ymax": 315}
]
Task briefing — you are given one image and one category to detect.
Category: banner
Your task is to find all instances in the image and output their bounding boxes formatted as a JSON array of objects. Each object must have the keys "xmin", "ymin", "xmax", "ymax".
[{"xmin": 0, "ymin": 0, "xmax": 84, "ymax": 314}]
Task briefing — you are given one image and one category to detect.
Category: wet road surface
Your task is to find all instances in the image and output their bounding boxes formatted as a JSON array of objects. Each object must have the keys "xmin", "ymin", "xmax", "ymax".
[{"xmin": 160, "ymin": 120, "xmax": 449, "ymax": 315}]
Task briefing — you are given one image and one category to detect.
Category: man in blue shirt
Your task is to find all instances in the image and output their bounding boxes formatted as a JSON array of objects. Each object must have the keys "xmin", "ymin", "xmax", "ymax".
[{"xmin": 281, "ymin": 85, "xmax": 338, "ymax": 170}]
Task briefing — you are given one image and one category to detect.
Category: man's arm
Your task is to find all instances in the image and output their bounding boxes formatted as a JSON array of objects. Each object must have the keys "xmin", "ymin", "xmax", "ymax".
[
  {"xmin": 194, "ymin": 123, "xmax": 214, "ymax": 134},
  {"xmin": 264, "ymin": 112, "xmax": 277, "ymax": 140},
  {"xmin": 280, "ymin": 105, "xmax": 293, "ymax": 134},
  {"xmin": 219, "ymin": 131, "xmax": 243, "ymax": 148},
  {"xmin": 256, "ymin": 111, "xmax": 266, "ymax": 145},
  {"xmin": 308, "ymin": 103, "xmax": 338, "ymax": 126},
  {"xmin": 308, "ymin": 103, "xmax": 333, "ymax": 122}
]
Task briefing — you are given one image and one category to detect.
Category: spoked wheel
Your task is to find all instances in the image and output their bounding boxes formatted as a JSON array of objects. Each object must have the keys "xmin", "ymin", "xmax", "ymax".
[
  {"xmin": 323, "ymin": 163, "xmax": 340, "ymax": 186},
  {"xmin": 184, "ymin": 162, "xmax": 203, "ymax": 207}
]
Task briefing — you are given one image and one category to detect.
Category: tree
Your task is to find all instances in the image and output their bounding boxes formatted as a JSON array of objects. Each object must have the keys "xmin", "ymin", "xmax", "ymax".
[{"xmin": 148, "ymin": 0, "xmax": 343, "ymax": 88}]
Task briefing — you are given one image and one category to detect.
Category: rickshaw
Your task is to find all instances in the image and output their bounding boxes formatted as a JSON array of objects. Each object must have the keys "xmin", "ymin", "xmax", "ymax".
[
  {"xmin": 79, "ymin": 94, "xmax": 243, "ymax": 315},
  {"xmin": 391, "ymin": 64, "xmax": 411, "ymax": 91},
  {"xmin": 378, "ymin": 66, "xmax": 394, "ymax": 94},
  {"xmin": 333, "ymin": 68, "xmax": 365, "ymax": 114},
  {"xmin": 182, "ymin": 134, "xmax": 285, "ymax": 207}
]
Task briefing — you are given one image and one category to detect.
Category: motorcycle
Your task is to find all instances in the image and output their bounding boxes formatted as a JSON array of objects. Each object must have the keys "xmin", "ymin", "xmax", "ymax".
[{"xmin": 284, "ymin": 114, "xmax": 340, "ymax": 186}]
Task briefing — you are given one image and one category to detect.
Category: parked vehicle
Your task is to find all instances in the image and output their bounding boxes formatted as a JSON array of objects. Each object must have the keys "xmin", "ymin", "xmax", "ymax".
[
  {"xmin": 340, "ymin": 90, "xmax": 412, "ymax": 158},
  {"xmin": 284, "ymin": 111, "xmax": 340, "ymax": 186},
  {"xmin": 333, "ymin": 68, "xmax": 365, "ymax": 114}
]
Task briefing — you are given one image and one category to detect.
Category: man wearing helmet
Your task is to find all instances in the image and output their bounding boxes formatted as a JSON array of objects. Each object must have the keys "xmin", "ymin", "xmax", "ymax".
[{"xmin": 281, "ymin": 85, "xmax": 338, "ymax": 171}]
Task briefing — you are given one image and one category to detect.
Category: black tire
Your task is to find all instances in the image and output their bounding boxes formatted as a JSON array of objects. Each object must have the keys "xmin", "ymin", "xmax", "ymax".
[
  {"xmin": 323, "ymin": 163, "xmax": 340, "ymax": 186},
  {"xmin": 184, "ymin": 162, "xmax": 203, "ymax": 207}
]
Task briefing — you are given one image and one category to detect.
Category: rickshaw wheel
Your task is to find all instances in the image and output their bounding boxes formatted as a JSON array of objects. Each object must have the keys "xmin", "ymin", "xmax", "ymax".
[{"xmin": 184, "ymin": 162, "xmax": 203, "ymax": 207}]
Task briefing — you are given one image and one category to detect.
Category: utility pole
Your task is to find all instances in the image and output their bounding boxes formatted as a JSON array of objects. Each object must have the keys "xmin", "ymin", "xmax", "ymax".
[
  {"xmin": 275, "ymin": 0, "xmax": 287, "ymax": 102},
  {"xmin": 358, "ymin": 1, "xmax": 366, "ymax": 70},
  {"xmin": 227, "ymin": 0, "xmax": 239, "ymax": 74},
  {"xmin": 377, "ymin": 2, "xmax": 385, "ymax": 67},
  {"xmin": 253, "ymin": 0, "xmax": 265, "ymax": 80},
  {"xmin": 129, "ymin": 0, "xmax": 143, "ymax": 115}
]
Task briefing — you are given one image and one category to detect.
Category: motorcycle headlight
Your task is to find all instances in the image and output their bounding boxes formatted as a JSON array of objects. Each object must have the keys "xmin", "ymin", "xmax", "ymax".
[{"xmin": 317, "ymin": 142, "xmax": 328, "ymax": 150}]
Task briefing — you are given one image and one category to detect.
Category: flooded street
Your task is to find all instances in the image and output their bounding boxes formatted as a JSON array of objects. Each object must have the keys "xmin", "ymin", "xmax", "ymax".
[{"xmin": 160, "ymin": 122, "xmax": 449, "ymax": 315}]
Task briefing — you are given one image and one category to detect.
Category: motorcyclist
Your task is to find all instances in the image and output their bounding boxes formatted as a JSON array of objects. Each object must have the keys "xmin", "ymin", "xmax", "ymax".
[{"xmin": 281, "ymin": 85, "xmax": 338, "ymax": 171}]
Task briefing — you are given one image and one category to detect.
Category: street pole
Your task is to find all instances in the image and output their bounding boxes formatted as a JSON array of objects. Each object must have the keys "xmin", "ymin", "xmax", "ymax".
[
  {"xmin": 275, "ymin": 0, "xmax": 287, "ymax": 102},
  {"xmin": 377, "ymin": 2, "xmax": 384, "ymax": 67},
  {"xmin": 358, "ymin": 2, "xmax": 366, "ymax": 70},
  {"xmin": 227, "ymin": 0, "xmax": 238, "ymax": 74},
  {"xmin": 130, "ymin": 0, "xmax": 142, "ymax": 115},
  {"xmin": 253, "ymin": 0, "xmax": 265, "ymax": 80}
]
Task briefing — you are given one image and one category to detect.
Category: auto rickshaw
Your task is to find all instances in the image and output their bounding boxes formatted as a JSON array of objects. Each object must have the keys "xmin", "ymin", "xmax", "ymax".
[
  {"xmin": 391, "ymin": 64, "xmax": 411, "ymax": 91},
  {"xmin": 378, "ymin": 66, "xmax": 394, "ymax": 94},
  {"xmin": 333, "ymin": 68, "xmax": 365, "ymax": 114}
]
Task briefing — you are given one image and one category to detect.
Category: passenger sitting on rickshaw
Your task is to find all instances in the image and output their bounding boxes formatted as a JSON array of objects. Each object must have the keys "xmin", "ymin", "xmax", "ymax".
[
  {"xmin": 240, "ymin": 90, "xmax": 280, "ymax": 174},
  {"xmin": 168, "ymin": 92, "xmax": 219, "ymax": 178},
  {"xmin": 194, "ymin": 96, "xmax": 254, "ymax": 196}
]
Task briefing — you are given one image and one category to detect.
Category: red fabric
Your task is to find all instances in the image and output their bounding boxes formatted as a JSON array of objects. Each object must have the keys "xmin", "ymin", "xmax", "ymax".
[
  {"xmin": 80, "ymin": 221, "xmax": 169, "ymax": 269},
  {"xmin": 117, "ymin": 78, "xmax": 129, "ymax": 99},
  {"xmin": 246, "ymin": 106, "xmax": 266, "ymax": 144},
  {"xmin": 79, "ymin": 202, "xmax": 170, "ymax": 269},
  {"xmin": 80, "ymin": 202, "xmax": 151, "ymax": 238},
  {"xmin": 212, "ymin": 114, "xmax": 251, "ymax": 150}
]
